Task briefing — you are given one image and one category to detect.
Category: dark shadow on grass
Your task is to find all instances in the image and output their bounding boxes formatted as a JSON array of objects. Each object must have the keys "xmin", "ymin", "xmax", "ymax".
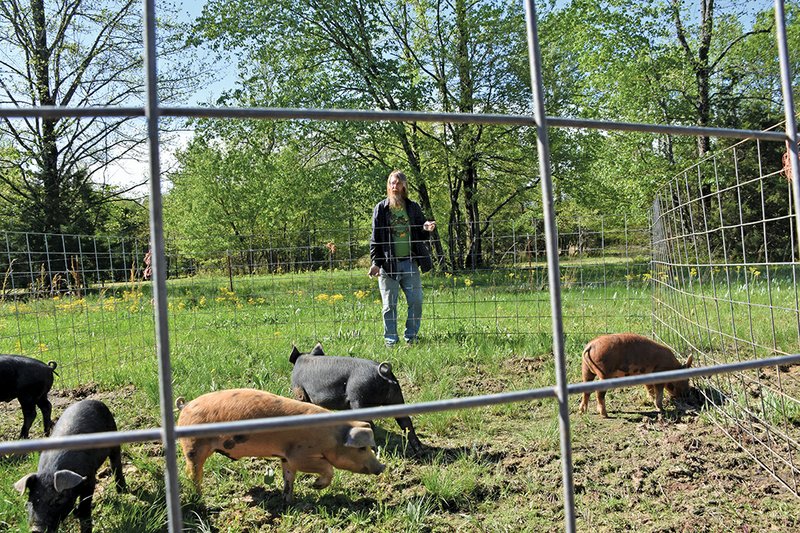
[
  {"xmin": 0, "ymin": 452, "xmax": 30, "ymax": 465},
  {"xmin": 693, "ymin": 384, "xmax": 728, "ymax": 408},
  {"xmin": 372, "ymin": 424, "xmax": 424, "ymax": 459},
  {"xmin": 180, "ymin": 490, "xmax": 221, "ymax": 533},
  {"xmin": 581, "ymin": 386, "xmax": 708, "ymax": 423},
  {"xmin": 404, "ymin": 442, "xmax": 509, "ymax": 468},
  {"xmin": 240, "ymin": 484, "xmax": 377, "ymax": 516}
]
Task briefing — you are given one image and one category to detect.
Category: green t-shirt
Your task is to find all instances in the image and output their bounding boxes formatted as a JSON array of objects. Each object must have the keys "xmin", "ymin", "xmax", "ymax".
[{"xmin": 390, "ymin": 206, "xmax": 412, "ymax": 258}]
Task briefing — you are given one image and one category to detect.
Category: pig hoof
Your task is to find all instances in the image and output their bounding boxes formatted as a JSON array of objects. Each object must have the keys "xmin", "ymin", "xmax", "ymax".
[{"xmin": 312, "ymin": 476, "xmax": 332, "ymax": 489}]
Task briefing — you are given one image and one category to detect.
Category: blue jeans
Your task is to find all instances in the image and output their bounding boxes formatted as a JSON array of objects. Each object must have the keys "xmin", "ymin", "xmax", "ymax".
[{"xmin": 379, "ymin": 258, "xmax": 423, "ymax": 345}]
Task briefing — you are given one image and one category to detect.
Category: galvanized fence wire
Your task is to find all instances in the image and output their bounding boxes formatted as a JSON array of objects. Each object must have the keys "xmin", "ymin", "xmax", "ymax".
[
  {"xmin": 652, "ymin": 134, "xmax": 800, "ymax": 496},
  {"xmin": 0, "ymin": 0, "xmax": 798, "ymax": 532},
  {"xmin": 0, "ymin": 232, "xmax": 155, "ymax": 386},
  {"xmin": 0, "ymin": 216, "xmax": 651, "ymax": 386}
]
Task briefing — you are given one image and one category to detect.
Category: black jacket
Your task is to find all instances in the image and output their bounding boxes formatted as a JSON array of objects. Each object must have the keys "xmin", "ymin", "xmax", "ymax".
[{"xmin": 370, "ymin": 198, "xmax": 432, "ymax": 274}]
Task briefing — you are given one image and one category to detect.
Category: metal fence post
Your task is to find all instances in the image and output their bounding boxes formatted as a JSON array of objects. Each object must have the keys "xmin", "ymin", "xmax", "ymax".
[
  {"xmin": 142, "ymin": 0, "xmax": 182, "ymax": 530},
  {"xmin": 523, "ymin": 1, "xmax": 576, "ymax": 531},
  {"xmin": 775, "ymin": 0, "xmax": 800, "ymax": 253}
]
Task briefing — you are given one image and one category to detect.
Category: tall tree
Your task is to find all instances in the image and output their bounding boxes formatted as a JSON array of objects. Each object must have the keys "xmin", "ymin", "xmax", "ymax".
[
  {"xmin": 191, "ymin": 0, "xmax": 539, "ymax": 269},
  {"xmin": 0, "ymin": 0, "xmax": 197, "ymax": 235},
  {"xmin": 671, "ymin": 0, "xmax": 773, "ymax": 156},
  {"xmin": 536, "ymin": 0, "xmax": 795, "ymax": 220}
]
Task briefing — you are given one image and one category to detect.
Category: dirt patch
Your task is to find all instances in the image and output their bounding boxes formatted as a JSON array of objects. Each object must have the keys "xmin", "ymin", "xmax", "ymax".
[
  {"xmin": 455, "ymin": 370, "xmax": 508, "ymax": 395},
  {"xmin": 0, "ymin": 383, "xmax": 142, "ymax": 439},
  {"xmin": 502, "ymin": 356, "xmax": 548, "ymax": 375}
]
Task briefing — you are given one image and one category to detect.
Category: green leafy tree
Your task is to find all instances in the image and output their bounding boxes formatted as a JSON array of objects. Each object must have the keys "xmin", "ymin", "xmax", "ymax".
[
  {"xmin": 190, "ymin": 0, "xmax": 540, "ymax": 270},
  {"xmin": 0, "ymin": 0, "xmax": 198, "ymax": 235},
  {"xmin": 537, "ymin": 0, "xmax": 798, "ymax": 223}
]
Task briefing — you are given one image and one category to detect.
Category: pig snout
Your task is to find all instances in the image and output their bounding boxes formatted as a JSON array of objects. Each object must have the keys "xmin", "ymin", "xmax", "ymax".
[
  {"xmin": 367, "ymin": 459, "xmax": 386, "ymax": 475},
  {"xmin": 26, "ymin": 512, "xmax": 59, "ymax": 533}
]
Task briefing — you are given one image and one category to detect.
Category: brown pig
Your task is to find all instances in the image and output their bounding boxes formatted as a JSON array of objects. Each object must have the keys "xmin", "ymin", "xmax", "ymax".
[
  {"xmin": 579, "ymin": 333, "xmax": 693, "ymax": 417},
  {"xmin": 175, "ymin": 388, "xmax": 385, "ymax": 503}
]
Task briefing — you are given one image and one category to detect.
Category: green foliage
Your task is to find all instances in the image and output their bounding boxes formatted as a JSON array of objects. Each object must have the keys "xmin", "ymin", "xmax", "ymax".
[
  {"xmin": 0, "ymin": 0, "xmax": 199, "ymax": 235},
  {"xmin": 420, "ymin": 452, "xmax": 487, "ymax": 505},
  {"xmin": 167, "ymin": 0, "xmax": 800, "ymax": 264}
]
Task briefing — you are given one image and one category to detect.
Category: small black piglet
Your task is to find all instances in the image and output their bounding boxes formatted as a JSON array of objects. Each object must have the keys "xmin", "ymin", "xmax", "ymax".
[
  {"xmin": 14, "ymin": 399, "xmax": 127, "ymax": 533},
  {"xmin": 290, "ymin": 343, "xmax": 423, "ymax": 452},
  {"xmin": 0, "ymin": 354, "xmax": 58, "ymax": 439}
]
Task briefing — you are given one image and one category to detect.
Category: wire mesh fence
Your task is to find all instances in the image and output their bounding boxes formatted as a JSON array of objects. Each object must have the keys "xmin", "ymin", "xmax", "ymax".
[
  {"xmin": 1, "ymin": 0, "xmax": 799, "ymax": 531},
  {"xmin": 652, "ymin": 133, "xmax": 800, "ymax": 496},
  {"xmin": 0, "ymin": 216, "xmax": 651, "ymax": 388}
]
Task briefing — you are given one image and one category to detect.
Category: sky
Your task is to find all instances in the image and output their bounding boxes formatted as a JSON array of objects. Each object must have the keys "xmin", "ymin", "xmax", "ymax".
[{"xmin": 104, "ymin": 1, "xmax": 238, "ymax": 196}]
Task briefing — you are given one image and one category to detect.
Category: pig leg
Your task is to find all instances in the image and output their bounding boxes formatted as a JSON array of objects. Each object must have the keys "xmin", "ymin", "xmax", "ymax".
[
  {"xmin": 18, "ymin": 397, "xmax": 37, "ymax": 439},
  {"xmin": 109, "ymin": 445, "xmax": 128, "ymax": 493},
  {"xmin": 180, "ymin": 439, "xmax": 213, "ymax": 492},
  {"xmin": 280, "ymin": 459, "xmax": 297, "ymax": 503},
  {"xmin": 645, "ymin": 384, "xmax": 655, "ymax": 399},
  {"xmin": 36, "ymin": 395, "xmax": 53, "ymax": 436},
  {"xmin": 287, "ymin": 455, "xmax": 335, "ymax": 490},
  {"xmin": 580, "ymin": 361, "xmax": 596, "ymax": 414},
  {"xmin": 394, "ymin": 417, "xmax": 423, "ymax": 452},
  {"xmin": 75, "ymin": 481, "xmax": 96, "ymax": 533},
  {"xmin": 653, "ymin": 384, "xmax": 665, "ymax": 412},
  {"xmin": 596, "ymin": 389, "xmax": 608, "ymax": 418}
]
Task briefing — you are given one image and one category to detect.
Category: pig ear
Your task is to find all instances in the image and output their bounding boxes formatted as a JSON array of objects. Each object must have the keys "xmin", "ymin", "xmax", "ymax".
[
  {"xmin": 345, "ymin": 426, "xmax": 376, "ymax": 448},
  {"xmin": 54, "ymin": 470, "xmax": 85, "ymax": 493},
  {"xmin": 289, "ymin": 345, "xmax": 301, "ymax": 364},
  {"xmin": 310, "ymin": 343, "xmax": 325, "ymax": 356},
  {"xmin": 684, "ymin": 354, "xmax": 693, "ymax": 368},
  {"xmin": 13, "ymin": 473, "xmax": 36, "ymax": 494},
  {"xmin": 378, "ymin": 362, "xmax": 393, "ymax": 378}
]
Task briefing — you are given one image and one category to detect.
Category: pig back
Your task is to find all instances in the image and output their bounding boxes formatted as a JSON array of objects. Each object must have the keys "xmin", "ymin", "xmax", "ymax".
[
  {"xmin": 176, "ymin": 389, "xmax": 354, "ymax": 459},
  {"xmin": 585, "ymin": 333, "xmax": 682, "ymax": 375},
  {"xmin": 0, "ymin": 355, "xmax": 55, "ymax": 402},
  {"xmin": 39, "ymin": 399, "xmax": 119, "ymax": 476},
  {"xmin": 177, "ymin": 388, "xmax": 329, "ymax": 426},
  {"xmin": 292, "ymin": 355, "xmax": 401, "ymax": 409}
]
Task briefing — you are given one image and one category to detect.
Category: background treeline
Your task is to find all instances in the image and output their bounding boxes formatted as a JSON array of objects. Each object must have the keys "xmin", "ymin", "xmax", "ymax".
[{"xmin": 0, "ymin": 0, "xmax": 797, "ymax": 274}]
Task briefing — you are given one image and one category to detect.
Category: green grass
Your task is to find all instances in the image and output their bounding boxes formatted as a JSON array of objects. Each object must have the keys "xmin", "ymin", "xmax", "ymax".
[{"xmin": 0, "ymin": 265, "xmax": 799, "ymax": 531}]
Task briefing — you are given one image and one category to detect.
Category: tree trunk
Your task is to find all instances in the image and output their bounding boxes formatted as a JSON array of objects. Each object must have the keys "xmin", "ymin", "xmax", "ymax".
[
  {"xmin": 455, "ymin": 0, "xmax": 482, "ymax": 269},
  {"xmin": 32, "ymin": 0, "xmax": 63, "ymax": 232},
  {"xmin": 695, "ymin": 0, "xmax": 713, "ymax": 157}
]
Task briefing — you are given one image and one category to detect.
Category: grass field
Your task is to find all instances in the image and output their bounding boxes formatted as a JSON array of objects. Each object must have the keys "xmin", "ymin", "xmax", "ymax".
[{"xmin": 0, "ymin": 266, "xmax": 798, "ymax": 531}]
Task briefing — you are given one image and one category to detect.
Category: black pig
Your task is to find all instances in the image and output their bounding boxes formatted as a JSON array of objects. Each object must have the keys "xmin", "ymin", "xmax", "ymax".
[
  {"xmin": 290, "ymin": 343, "xmax": 423, "ymax": 452},
  {"xmin": 0, "ymin": 354, "xmax": 58, "ymax": 439},
  {"xmin": 14, "ymin": 399, "xmax": 127, "ymax": 533}
]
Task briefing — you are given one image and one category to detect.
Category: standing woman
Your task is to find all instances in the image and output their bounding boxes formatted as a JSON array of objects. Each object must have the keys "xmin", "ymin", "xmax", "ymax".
[{"xmin": 368, "ymin": 170, "xmax": 436, "ymax": 347}]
